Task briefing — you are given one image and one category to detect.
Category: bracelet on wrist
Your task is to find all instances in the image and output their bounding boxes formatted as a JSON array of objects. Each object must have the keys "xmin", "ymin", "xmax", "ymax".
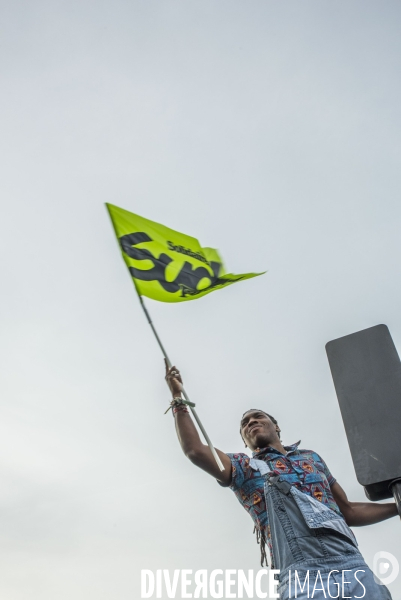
[
  {"xmin": 173, "ymin": 404, "xmax": 189, "ymax": 415},
  {"xmin": 164, "ymin": 396, "xmax": 195, "ymax": 414}
]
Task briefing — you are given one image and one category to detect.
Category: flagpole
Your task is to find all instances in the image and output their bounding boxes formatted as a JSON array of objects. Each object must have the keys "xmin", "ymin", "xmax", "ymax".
[{"xmin": 137, "ymin": 293, "xmax": 225, "ymax": 472}]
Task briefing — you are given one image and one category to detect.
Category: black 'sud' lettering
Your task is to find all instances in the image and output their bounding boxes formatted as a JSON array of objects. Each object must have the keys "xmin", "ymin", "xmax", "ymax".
[{"xmin": 119, "ymin": 232, "xmax": 230, "ymax": 297}]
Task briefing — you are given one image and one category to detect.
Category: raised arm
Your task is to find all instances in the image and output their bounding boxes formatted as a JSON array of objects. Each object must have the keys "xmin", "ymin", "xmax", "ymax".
[
  {"xmin": 331, "ymin": 481, "xmax": 398, "ymax": 526},
  {"xmin": 165, "ymin": 361, "xmax": 232, "ymax": 485}
]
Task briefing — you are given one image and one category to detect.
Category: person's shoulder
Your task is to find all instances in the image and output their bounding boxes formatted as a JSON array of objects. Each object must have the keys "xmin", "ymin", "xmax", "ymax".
[
  {"xmin": 226, "ymin": 452, "xmax": 250, "ymax": 460},
  {"xmin": 296, "ymin": 448, "xmax": 317, "ymax": 455},
  {"xmin": 225, "ymin": 452, "xmax": 252, "ymax": 469},
  {"xmin": 297, "ymin": 449, "xmax": 332, "ymax": 467},
  {"xmin": 227, "ymin": 452, "xmax": 252, "ymax": 474},
  {"xmin": 297, "ymin": 448, "xmax": 327, "ymax": 461},
  {"xmin": 218, "ymin": 452, "xmax": 252, "ymax": 491}
]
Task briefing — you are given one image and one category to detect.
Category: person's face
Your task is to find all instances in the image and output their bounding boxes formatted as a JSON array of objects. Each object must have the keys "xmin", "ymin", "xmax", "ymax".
[{"xmin": 240, "ymin": 410, "xmax": 280, "ymax": 451}]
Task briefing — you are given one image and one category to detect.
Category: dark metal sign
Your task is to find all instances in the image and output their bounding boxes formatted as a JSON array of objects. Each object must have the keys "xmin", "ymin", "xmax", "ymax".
[{"xmin": 326, "ymin": 324, "xmax": 401, "ymax": 503}]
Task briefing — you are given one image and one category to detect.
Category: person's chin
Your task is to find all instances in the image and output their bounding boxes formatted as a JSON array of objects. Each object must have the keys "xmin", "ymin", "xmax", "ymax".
[{"xmin": 252, "ymin": 433, "xmax": 268, "ymax": 449}]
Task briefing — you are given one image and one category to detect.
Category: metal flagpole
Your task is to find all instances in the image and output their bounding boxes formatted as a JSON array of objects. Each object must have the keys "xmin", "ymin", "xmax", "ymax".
[{"xmin": 137, "ymin": 293, "xmax": 225, "ymax": 472}]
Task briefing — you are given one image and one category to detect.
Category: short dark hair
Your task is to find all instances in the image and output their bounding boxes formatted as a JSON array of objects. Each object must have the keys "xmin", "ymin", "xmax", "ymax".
[{"xmin": 240, "ymin": 409, "xmax": 281, "ymax": 440}]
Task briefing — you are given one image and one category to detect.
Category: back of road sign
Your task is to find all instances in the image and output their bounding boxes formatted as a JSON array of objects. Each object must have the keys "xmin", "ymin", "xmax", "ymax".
[{"xmin": 326, "ymin": 324, "xmax": 401, "ymax": 501}]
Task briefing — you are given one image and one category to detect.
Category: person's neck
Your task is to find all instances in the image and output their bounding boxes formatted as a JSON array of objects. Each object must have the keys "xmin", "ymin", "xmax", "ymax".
[{"xmin": 254, "ymin": 440, "xmax": 287, "ymax": 455}]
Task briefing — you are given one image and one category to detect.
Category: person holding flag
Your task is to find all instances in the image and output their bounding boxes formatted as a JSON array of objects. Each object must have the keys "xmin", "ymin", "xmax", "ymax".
[
  {"xmin": 107, "ymin": 203, "xmax": 396, "ymax": 599},
  {"xmin": 164, "ymin": 365, "xmax": 396, "ymax": 599}
]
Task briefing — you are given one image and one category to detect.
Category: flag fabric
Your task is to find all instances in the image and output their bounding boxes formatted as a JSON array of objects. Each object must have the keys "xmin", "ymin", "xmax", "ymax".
[{"xmin": 106, "ymin": 203, "xmax": 264, "ymax": 303}]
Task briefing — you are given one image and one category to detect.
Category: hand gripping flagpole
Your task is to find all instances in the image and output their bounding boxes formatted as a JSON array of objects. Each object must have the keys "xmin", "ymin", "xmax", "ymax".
[{"xmin": 137, "ymin": 293, "xmax": 225, "ymax": 472}]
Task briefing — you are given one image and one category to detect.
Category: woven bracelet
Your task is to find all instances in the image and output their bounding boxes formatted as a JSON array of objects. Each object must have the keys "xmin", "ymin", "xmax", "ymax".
[{"xmin": 164, "ymin": 397, "xmax": 196, "ymax": 414}]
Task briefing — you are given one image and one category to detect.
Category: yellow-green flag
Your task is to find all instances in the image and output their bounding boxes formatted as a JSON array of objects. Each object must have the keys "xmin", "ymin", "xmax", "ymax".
[{"xmin": 107, "ymin": 203, "xmax": 264, "ymax": 303}]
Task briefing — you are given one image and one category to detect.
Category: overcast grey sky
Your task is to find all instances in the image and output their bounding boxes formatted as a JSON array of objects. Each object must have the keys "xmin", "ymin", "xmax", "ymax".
[{"xmin": 1, "ymin": 1, "xmax": 401, "ymax": 598}]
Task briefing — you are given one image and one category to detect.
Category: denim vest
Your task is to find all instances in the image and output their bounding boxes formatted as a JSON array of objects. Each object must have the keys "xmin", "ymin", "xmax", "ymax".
[{"xmin": 249, "ymin": 458, "xmax": 361, "ymax": 573}]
